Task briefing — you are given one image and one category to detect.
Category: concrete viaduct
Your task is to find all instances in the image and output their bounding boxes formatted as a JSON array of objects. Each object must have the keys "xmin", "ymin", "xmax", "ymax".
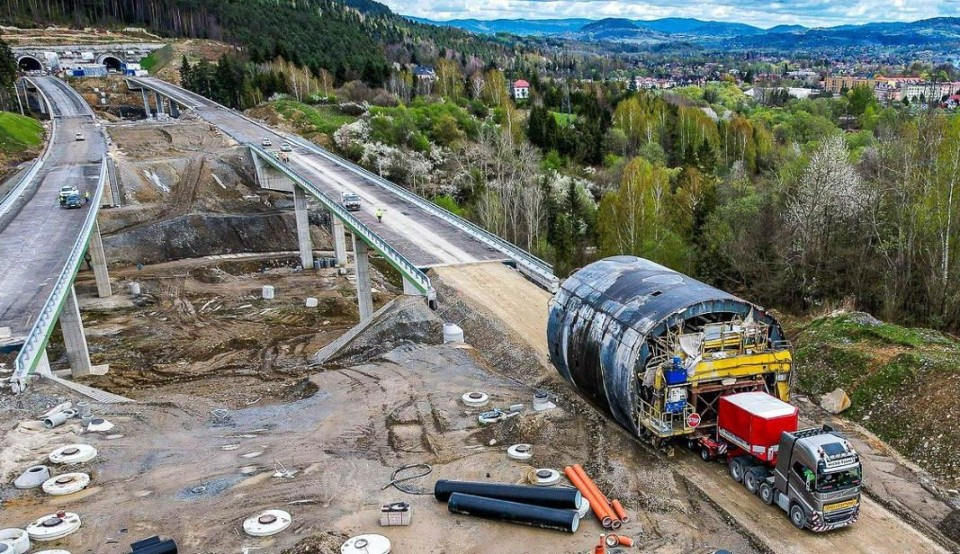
[{"xmin": 2, "ymin": 75, "xmax": 557, "ymax": 397}]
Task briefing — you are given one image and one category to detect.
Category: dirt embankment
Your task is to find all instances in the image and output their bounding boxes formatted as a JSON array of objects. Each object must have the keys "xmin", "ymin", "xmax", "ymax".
[{"xmin": 100, "ymin": 120, "xmax": 333, "ymax": 265}]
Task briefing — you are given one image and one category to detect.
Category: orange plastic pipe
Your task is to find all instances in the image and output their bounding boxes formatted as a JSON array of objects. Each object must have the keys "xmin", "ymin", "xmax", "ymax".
[
  {"xmin": 594, "ymin": 535, "xmax": 607, "ymax": 554},
  {"xmin": 564, "ymin": 466, "xmax": 614, "ymax": 527},
  {"xmin": 611, "ymin": 499, "xmax": 629, "ymax": 523},
  {"xmin": 617, "ymin": 535, "xmax": 635, "ymax": 547},
  {"xmin": 573, "ymin": 464, "xmax": 621, "ymax": 528}
]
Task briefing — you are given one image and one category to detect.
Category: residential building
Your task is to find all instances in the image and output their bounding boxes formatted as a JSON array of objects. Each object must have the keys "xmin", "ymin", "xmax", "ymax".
[{"xmin": 512, "ymin": 79, "xmax": 530, "ymax": 100}]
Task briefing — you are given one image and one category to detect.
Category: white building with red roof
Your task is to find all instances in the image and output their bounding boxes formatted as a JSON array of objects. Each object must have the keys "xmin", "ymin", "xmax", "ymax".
[{"xmin": 511, "ymin": 79, "xmax": 530, "ymax": 100}]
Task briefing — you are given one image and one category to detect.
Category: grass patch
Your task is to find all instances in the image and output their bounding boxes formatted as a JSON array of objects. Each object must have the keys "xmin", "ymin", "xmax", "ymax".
[
  {"xmin": 551, "ymin": 111, "xmax": 576, "ymax": 126},
  {"xmin": 0, "ymin": 111, "xmax": 44, "ymax": 154},
  {"xmin": 793, "ymin": 311, "xmax": 960, "ymax": 485},
  {"xmin": 272, "ymin": 99, "xmax": 357, "ymax": 136},
  {"xmin": 140, "ymin": 44, "xmax": 174, "ymax": 72}
]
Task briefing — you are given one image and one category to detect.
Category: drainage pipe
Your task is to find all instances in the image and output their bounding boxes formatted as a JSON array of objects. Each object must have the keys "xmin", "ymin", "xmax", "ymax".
[
  {"xmin": 563, "ymin": 466, "xmax": 614, "ymax": 528},
  {"xmin": 43, "ymin": 410, "xmax": 71, "ymax": 429},
  {"xmin": 447, "ymin": 492, "xmax": 580, "ymax": 533},
  {"xmin": 434, "ymin": 480, "xmax": 581, "ymax": 509}
]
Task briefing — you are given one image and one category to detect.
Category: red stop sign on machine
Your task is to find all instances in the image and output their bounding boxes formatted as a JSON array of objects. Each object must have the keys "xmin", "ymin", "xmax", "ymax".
[{"xmin": 687, "ymin": 412, "xmax": 701, "ymax": 428}]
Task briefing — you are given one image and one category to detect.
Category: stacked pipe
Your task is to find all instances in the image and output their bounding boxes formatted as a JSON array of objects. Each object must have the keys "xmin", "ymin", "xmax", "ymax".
[
  {"xmin": 435, "ymin": 480, "xmax": 580, "ymax": 533},
  {"xmin": 565, "ymin": 465, "xmax": 631, "ymax": 530}
]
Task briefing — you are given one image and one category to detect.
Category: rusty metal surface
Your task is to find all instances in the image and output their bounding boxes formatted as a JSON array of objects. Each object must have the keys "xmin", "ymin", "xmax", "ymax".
[{"xmin": 547, "ymin": 256, "xmax": 785, "ymax": 434}]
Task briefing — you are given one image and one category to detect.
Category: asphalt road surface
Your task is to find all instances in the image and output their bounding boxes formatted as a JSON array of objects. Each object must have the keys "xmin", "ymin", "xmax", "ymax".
[
  {"xmin": 0, "ymin": 77, "xmax": 105, "ymax": 344},
  {"xmin": 130, "ymin": 77, "xmax": 511, "ymax": 268}
]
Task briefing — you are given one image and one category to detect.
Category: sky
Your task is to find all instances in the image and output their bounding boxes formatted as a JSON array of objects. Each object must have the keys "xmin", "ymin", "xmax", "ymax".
[{"xmin": 378, "ymin": 0, "xmax": 960, "ymax": 28}]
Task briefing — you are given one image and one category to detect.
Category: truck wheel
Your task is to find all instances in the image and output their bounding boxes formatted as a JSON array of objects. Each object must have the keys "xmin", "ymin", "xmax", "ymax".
[
  {"xmin": 789, "ymin": 503, "xmax": 807, "ymax": 529},
  {"xmin": 729, "ymin": 458, "xmax": 745, "ymax": 483},
  {"xmin": 759, "ymin": 481, "xmax": 774, "ymax": 505},
  {"xmin": 700, "ymin": 447, "xmax": 712, "ymax": 462},
  {"xmin": 744, "ymin": 468, "xmax": 761, "ymax": 494}
]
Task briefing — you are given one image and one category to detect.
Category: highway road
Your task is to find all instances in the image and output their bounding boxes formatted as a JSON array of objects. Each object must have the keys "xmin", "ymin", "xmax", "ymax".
[
  {"xmin": 0, "ymin": 77, "xmax": 106, "ymax": 344},
  {"xmin": 131, "ymin": 77, "xmax": 511, "ymax": 268}
]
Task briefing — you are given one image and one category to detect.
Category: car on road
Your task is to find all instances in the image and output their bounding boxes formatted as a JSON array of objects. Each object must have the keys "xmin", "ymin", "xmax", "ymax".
[
  {"xmin": 75, "ymin": 132, "xmax": 85, "ymax": 141},
  {"xmin": 280, "ymin": 143, "xmax": 292, "ymax": 152},
  {"xmin": 60, "ymin": 193, "xmax": 83, "ymax": 209},
  {"xmin": 58, "ymin": 185, "xmax": 79, "ymax": 200},
  {"xmin": 341, "ymin": 192, "xmax": 361, "ymax": 211},
  {"xmin": 261, "ymin": 138, "xmax": 272, "ymax": 147}
]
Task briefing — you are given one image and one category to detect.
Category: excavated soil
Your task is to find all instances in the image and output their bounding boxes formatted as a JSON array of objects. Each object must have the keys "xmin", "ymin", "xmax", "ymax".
[{"xmin": 0, "ymin": 268, "xmax": 757, "ymax": 554}]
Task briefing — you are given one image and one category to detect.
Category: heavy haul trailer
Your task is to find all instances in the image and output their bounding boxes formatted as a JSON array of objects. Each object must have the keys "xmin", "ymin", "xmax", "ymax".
[
  {"xmin": 547, "ymin": 257, "xmax": 861, "ymax": 532},
  {"xmin": 708, "ymin": 392, "xmax": 862, "ymax": 531},
  {"xmin": 547, "ymin": 256, "xmax": 792, "ymax": 442}
]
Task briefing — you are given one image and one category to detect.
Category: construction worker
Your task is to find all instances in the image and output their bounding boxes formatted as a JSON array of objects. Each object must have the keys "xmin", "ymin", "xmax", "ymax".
[
  {"xmin": 376, "ymin": 208, "xmax": 384, "ymax": 223},
  {"xmin": 83, "ymin": 190, "xmax": 91, "ymax": 205}
]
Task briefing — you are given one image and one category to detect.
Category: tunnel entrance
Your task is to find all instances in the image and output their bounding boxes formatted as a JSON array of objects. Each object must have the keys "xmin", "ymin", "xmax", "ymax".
[
  {"xmin": 18, "ymin": 56, "xmax": 42, "ymax": 72},
  {"xmin": 101, "ymin": 55, "xmax": 123, "ymax": 72}
]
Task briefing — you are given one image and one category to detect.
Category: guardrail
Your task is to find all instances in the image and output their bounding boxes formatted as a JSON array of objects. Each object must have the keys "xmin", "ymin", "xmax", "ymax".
[
  {"xmin": 131, "ymin": 76, "xmax": 559, "ymax": 292},
  {"xmin": 0, "ymin": 80, "xmax": 60, "ymax": 221},
  {"xmin": 10, "ymin": 158, "xmax": 108, "ymax": 393},
  {"xmin": 249, "ymin": 144, "xmax": 435, "ymax": 300}
]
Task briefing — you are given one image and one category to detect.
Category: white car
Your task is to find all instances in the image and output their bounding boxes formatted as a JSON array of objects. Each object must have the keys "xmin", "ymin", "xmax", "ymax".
[
  {"xmin": 261, "ymin": 138, "xmax": 272, "ymax": 147},
  {"xmin": 75, "ymin": 132, "xmax": 85, "ymax": 141}
]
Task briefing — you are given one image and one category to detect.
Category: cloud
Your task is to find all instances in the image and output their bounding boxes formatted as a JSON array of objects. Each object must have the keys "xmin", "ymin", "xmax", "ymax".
[{"xmin": 379, "ymin": 0, "xmax": 960, "ymax": 28}]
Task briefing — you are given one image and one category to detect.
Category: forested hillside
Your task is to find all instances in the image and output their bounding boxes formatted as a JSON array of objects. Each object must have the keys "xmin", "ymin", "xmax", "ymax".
[{"xmin": 0, "ymin": 0, "xmax": 510, "ymax": 86}]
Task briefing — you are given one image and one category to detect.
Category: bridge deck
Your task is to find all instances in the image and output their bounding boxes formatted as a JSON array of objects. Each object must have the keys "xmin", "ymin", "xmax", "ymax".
[
  {"xmin": 0, "ymin": 77, "xmax": 106, "ymax": 344},
  {"xmin": 133, "ymin": 77, "xmax": 512, "ymax": 268}
]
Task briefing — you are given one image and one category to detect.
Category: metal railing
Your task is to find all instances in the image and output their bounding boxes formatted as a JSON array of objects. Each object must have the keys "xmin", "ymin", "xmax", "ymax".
[
  {"xmin": 11, "ymin": 158, "xmax": 108, "ymax": 392},
  {"xmin": 249, "ymin": 145, "xmax": 435, "ymax": 299},
  {"xmin": 0, "ymin": 80, "xmax": 60, "ymax": 220},
  {"xmin": 130, "ymin": 76, "xmax": 559, "ymax": 293}
]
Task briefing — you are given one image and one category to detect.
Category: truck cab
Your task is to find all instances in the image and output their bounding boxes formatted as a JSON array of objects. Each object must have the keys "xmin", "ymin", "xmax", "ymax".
[{"xmin": 768, "ymin": 427, "xmax": 862, "ymax": 531}]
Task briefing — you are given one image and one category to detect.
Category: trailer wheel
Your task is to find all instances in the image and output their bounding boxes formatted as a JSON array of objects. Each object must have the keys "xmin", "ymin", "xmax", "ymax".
[
  {"xmin": 700, "ymin": 447, "xmax": 712, "ymax": 462},
  {"xmin": 744, "ymin": 468, "xmax": 761, "ymax": 494},
  {"xmin": 789, "ymin": 503, "xmax": 807, "ymax": 529},
  {"xmin": 759, "ymin": 481, "xmax": 774, "ymax": 505},
  {"xmin": 729, "ymin": 457, "xmax": 746, "ymax": 483}
]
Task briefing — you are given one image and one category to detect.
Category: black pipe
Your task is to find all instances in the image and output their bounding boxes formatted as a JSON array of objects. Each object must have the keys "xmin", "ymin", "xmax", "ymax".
[
  {"xmin": 448, "ymin": 492, "xmax": 580, "ymax": 533},
  {"xmin": 130, "ymin": 536, "xmax": 178, "ymax": 554},
  {"xmin": 434, "ymin": 479, "xmax": 581, "ymax": 509}
]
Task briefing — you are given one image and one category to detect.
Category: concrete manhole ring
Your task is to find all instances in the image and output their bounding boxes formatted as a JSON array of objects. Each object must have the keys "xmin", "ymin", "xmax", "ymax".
[
  {"xmin": 48, "ymin": 444, "xmax": 97, "ymax": 465},
  {"xmin": 533, "ymin": 468, "xmax": 561, "ymax": 486},
  {"xmin": 507, "ymin": 443, "xmax": 533, "ymax": 461},
  {"xmin": 41, "ymin": 473, "xmax": 90, "ymax": 496},
  {"xmin": 461, "ymin": 391, "xmax": 489, "ymax": 408},
  {"xmin": 26, "ymin": 512, "xmax": 81, "ymax": 542},
  {"xmin": 243, "ymin": 509, "xmax": 291, "ymax": 537}
]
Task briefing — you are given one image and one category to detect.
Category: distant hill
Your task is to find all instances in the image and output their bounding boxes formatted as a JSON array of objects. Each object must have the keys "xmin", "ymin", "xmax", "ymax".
[
  {"xmin": 415, "ymin": 15, "xmax": 960, "ymax": 49},
  {"xmin": 576, "ymin": 18, "xmax": 665, "ymax": 43},
  {"xmin": 634, "ymin": 17, "xmax": 763, "ymax": 37},
  {"xmin": 407, "ymin": 17, "xmax": 591, "ymax": 36}
]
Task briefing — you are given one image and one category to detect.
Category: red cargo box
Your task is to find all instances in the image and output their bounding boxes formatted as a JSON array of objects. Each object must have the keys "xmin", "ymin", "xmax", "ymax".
[{"xmin": 718, "ymin": 392, "xmax": 798, "ymax": 463}]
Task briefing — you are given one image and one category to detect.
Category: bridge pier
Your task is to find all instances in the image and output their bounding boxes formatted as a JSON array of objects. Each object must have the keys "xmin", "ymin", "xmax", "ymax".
[
  {"xmin": 353, "ymin": 235, "xmax": 374, "ymax": 321},
  {"xmin": 141, "ymin": 89, "xmax": 152, "ymax": 117},
  {"xmin": 169, "ymin": 101, "xmax": 180, "ymax": 118},
  {"xmin": 293, "ymin": 185, "xmax": 314, "ymax": 269},
  {"xmin": 89, "ymin": 220, "xmax": 112, "ymax": 298},
  {"xmin": 59, "ymin": 286, "xmax": 92, "ymax": 378},
  {"xmin": 154, "ymin": 92, "xmax": 165, "ymax": 116},
  {"xmin": 332, "ymin": 217, "xmax": 347, "ymax": 266}
]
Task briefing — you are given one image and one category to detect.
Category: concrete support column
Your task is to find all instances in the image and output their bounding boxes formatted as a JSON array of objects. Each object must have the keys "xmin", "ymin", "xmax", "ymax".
[
  {"xmin": 332, "ymin": 217, "xmax": 348, "ymax": 266},
  {"xmin": 88, "ymin": 220, "xmax": 112, "ymax": 298},
  {"xmin": 293, "ymin": 185, "xmax": 314, "ymax": 270},
  {"xmin": 402, "ymin": 277, "xmax": 422, "ymax": 296},
  {"xmin": 154, "ymin": 92, "xmax": 165, "ymax": 115},
  {"xmin": 141, "ymin": 89, "xmax": 151, "ymax": 117},
  {"xmin": 353, "ymin": 235, "xmax": 374, "ymax": 322},
  {"xmin": 170, "ymin": 101, "xmax": 181, "ymax": 118},
  {"xmin": 59, "ymin": 286, "xmax": 92, "ymax": 378},
  {"xmin": 36, "ymin": 349, "xmax": 52, "ymax": 378}
]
